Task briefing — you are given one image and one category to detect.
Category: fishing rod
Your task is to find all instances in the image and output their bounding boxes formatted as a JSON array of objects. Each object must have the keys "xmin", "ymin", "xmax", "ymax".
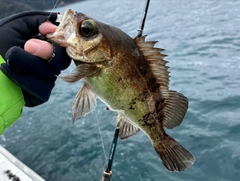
[
  {"xmin": 101, "ymin": 128, "xmax": 119, "ymax": 181},
  {"xmin": 136, "ymin": 0, "xmax": 151, "ymax": 38},
  {"xmin": 101, "ymin": 0, "xmax": 150, "ymax": 180}
]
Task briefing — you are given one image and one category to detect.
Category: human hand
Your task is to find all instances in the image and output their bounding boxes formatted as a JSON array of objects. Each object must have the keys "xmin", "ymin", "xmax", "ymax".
[
  {"xmin": 24, "ymin": 21, "xmax": 57, "ymax": 60},
  {"xmin": 0, "ymin": 11, "xmax": 71, "ymax": 107}
]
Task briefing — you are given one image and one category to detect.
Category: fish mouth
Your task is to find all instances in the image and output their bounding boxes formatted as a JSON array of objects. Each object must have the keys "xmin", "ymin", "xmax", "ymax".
[
  {"xmin": 47, "ymin": 9, "xmax": 104, "ymax": 64},
  {"xmin": 46, "ymin": 9, "xmax": 76, "ymax": 47}
]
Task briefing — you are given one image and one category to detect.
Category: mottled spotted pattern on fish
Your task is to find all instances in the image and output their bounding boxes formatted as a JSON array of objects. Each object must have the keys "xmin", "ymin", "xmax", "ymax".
[{"xmin": 47, "ymin": 9, "xmax": 195, "ymax": 172}]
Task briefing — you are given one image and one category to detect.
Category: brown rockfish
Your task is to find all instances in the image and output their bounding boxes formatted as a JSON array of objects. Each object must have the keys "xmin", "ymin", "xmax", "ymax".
[{"xmin": 47, "ymin": 9, "xmax": 194, "ymax": 172}]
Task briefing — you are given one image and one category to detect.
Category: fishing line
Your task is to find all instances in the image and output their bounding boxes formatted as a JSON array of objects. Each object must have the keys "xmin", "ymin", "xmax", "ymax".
[
  {"xmin": 46, "ymin": 0, "xmax": 109, "ymax": 177},
  {"xmin": 47, "ymin": 0, "xmax": 60, "ymax": 21},
  {"xmin": 94, "ymin": 109, "xmax": 108, "ymax": 168}
]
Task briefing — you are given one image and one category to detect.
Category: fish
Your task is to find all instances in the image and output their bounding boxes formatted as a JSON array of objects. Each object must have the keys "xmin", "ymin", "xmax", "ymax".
[{"xmin": 47, "ymin": 9, "xmax": 195, "ymax": 172}]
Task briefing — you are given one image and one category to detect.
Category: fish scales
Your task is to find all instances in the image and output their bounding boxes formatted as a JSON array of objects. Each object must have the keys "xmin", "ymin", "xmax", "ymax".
[
  {"xmin": 84, "ymin": 36, "xmax": 160, "ymax": 123},
  {"xmin": 47, "ymin": 9, "xmax": 195, "ymax": 172}
]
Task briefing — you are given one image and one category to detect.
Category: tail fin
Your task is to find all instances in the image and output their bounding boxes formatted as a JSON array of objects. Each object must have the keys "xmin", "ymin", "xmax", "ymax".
[{"xmin": 153, "ymin": 134, "xmax": 195, "ymax": 172}]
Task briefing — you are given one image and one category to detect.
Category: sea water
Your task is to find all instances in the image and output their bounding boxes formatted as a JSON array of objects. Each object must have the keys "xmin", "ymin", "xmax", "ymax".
[{"xmin": 1, "ymin": 0, "xmax": 240, "ymax": 180}]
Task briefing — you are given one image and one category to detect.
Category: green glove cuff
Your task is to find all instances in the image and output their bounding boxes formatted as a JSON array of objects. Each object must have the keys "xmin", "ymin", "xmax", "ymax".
[{"xmin": 0, "ymin": 55, "xmax": 25, "ymax": 134}]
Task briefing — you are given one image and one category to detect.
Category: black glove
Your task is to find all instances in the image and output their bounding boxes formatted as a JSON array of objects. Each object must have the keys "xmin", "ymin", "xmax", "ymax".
[{"xmin": 0, "ymin": 11, "xmax": 71, "ymax": 107}]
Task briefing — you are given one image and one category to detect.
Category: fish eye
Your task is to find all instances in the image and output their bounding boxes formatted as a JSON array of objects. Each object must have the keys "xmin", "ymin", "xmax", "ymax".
[{"xmin": 78, "ymin": 20, "xmax": 98, "ymax": 38}]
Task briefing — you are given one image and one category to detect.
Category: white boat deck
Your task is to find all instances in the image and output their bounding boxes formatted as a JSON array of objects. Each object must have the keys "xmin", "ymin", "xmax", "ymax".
[{"xmin": 0, "ymin": 145, "xmax": 45, "ymax": 181}]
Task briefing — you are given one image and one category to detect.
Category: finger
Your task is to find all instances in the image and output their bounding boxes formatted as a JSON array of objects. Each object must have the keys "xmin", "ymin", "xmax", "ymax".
[
  {"xmin": 48, "ymin": 41, "xmax": 72, "ymax": 70},
  {"xmin": 0, "ymin": 12, "xmax": 59, "ymax": 56},
  {"xmin": 39, "ymin": 21, "xmax": 57, "ymax": 36},
  {"xmin": 24, "ymin": 39, "xmax": 53, "ymax": 60},
  {"xmin": 0, "ymin": 11, "xmax": 59, "ymax": 37},
  {"xmin": 5, "ymin": 46, "xmax": 60, "ymax": 82}
]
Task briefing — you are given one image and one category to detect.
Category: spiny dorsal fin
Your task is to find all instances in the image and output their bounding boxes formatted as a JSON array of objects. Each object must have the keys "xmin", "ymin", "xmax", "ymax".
[
  {"xmin": 161, "ymin": 90, "xmax": 188, "ymax": 129},
  {"xmin": 72, "ymin": 83, "xmax": 97, "ymax": 122},
  {"xmin": 135, "ymin": 35, "xmax": 170, "ymax": 89},
  {"xmin": 116, "ymin": 113, "xmax": 140, "ymax": 140}
]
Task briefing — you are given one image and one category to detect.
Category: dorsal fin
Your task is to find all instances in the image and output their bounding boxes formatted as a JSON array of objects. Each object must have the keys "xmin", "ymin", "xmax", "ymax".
[
  {"xmin": 135, "ymin": 35, "xmax": 170, "ymax": 89},
  {"xmin": 116, "ymin": 113, "xmax": 140, "ymax": 140}
]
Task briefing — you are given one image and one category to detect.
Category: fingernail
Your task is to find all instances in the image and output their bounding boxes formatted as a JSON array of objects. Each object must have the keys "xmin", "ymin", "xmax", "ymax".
[{"xmin": 25, "ymin": 41, "xmax": 40, "ymax": 55}]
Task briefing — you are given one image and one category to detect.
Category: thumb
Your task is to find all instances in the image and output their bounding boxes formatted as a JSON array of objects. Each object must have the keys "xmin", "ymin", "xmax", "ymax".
[{"xmin": 24, "ymin": 39, "xmax": 53, "ymax": 60}]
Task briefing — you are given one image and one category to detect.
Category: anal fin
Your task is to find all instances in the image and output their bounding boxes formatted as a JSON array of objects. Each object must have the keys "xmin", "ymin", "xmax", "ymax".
[
  {"xmin": 161, "ymin": 90, "xmax": 188, "ymax": 129},
  {"xmin": 72, "ymin": 82, "xmax": 97, "ymax": 122},
  {"xmin": 116, "ymin": 113, "xmax": 140, "ymax": 140}
]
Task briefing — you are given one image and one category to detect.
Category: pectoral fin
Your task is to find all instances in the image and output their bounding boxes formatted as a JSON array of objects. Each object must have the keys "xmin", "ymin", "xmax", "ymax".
[
  {"xmin": 72, "ymin": 83, "xmax": 97, "ymax": 122},
  {"xmin": 58, "ymin": 63, "xmax": 99, "ymax": 83},
  {"xmin": 161, "ymin": 90, "xmax": 188, "ymax": 129},
  {"xmin": 116, "ymin": 113, "xmax": 140, "ymax": 140}
]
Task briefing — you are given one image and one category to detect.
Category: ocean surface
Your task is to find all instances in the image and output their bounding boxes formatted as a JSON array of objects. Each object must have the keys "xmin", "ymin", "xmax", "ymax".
[{"xmin": 1, "ymin": 0, "xmax": 240, "ymax": 180}]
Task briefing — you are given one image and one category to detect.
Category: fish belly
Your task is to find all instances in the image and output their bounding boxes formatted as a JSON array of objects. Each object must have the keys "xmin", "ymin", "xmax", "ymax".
[{"xmin": 83, "ymin": 69, "xmax": 153, "ymax": 127}]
